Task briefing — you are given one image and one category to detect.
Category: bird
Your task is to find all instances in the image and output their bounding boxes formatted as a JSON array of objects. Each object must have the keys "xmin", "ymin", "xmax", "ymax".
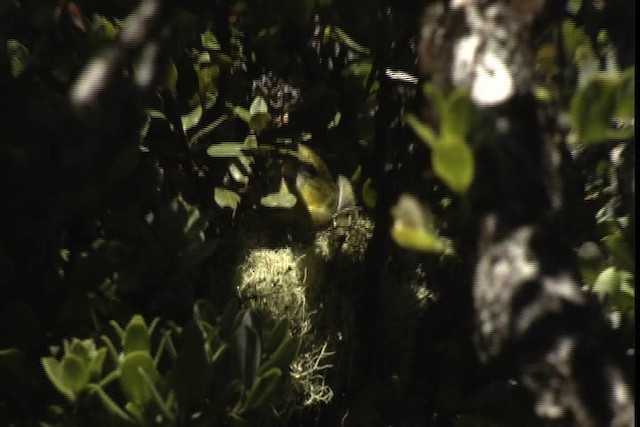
[{"xmin": 283, "ymin": 144, "xmax": 355, "ymax": 227}]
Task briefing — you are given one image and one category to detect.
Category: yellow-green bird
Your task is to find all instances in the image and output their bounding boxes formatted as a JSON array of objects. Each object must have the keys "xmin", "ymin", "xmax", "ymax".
[{"xmin": 283, "ymin": 145, "xmax": 354, "ymax": 227}]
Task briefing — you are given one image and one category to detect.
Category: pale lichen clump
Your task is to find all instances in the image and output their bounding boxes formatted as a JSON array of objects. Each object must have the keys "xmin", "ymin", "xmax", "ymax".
[
  {"xmin": 236, "ymin": 246, "xmax": 335, "ymax": 408},
  {"xmin": 314, "ymin": 213, "xmax": 374, "ymax": 262},
  {"xmin": 237, "ymin": 247, "xmax": 308, "ymax": 333}
]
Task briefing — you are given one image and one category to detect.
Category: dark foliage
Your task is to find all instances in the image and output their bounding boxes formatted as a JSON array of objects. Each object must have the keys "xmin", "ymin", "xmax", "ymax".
[{"xmin": 0, "ymin": 0, "xmax": 634, "ymax": 426}]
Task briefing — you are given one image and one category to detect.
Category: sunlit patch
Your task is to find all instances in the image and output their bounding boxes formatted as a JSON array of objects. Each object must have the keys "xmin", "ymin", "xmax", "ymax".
[
  {"xmin": 452, "ymin": 35, "xmax": 482, "ymax": 87},
  {"xmin": 441, "ymin": 2, "xmax": 537, "ymax": 107},
  {"xmin": 451, "ymin": 25, "xmax": 517, "ymax": 106},
  {"xmin": 384, "ymin": 68, "xmax": 419, "ymax": 84},
  {"xmin": 260, "ymin": 178, "xmax": 297, "ymax": 208},
  {"xmin": 70, "ymin": 50, "xmax": 118, "ymax": 107},
  {"xmin": 134, "ymin": 42, "xmax": 159, "ymax": 89},
  {"xmin": 471, "ymin": 51, "xmax": 514, "ymax": 106}
]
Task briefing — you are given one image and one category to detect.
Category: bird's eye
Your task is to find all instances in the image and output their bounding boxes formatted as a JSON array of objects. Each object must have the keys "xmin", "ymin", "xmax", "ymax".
[{"xmin": 298, "ymin": 161, "xmax": 319, "ymax": 178}]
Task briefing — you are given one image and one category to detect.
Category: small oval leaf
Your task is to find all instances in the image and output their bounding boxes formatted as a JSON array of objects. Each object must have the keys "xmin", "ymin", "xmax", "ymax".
[
  {"xmin": 391, "ymin": 224, "xmax": 451, "ymax": 254},
  {"xmin": 249, "ymin": 96, "xmax": 269, "ymax": 116},
  {"xmin": 261, "ymin": 179, "xmax": 297, "ymax": 208},
  {"xmin": 431, "ymin": 138, "xmax": 474, "ymax": 194},
  {"xmin": 214, "ymin": 187, "xmax": 241, "ymax": 211},
  {"xmin": 123, "ymin": 315, "xmax": 151, "ymax": 355},
  {"xmin": 6, "ymin": 39, "xmax": 31, "ymax": 78},
  {"xmin": 593, "ymin": 266, "xmax": 619, "ymax": 298},
  {"xmin": 181, "ymin": 104, "xmax": 203, "ymax": 131},
  {"xmin": 260, "ymin": 192, "xmax": 297, "ymax": 208},
  {"xmin": 60, "ymin": 354, "xmax": 90, "ymax": 395}
]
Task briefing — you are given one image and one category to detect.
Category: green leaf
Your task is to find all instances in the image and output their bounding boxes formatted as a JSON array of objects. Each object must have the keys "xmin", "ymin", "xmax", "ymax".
[
  {"xmin": 89, "ymin": 16, "xmax": 117, "ymax": 43},
  {"xmin": 240, "ymin": 368, "xmax": 283, "ymax": 414},
  {"xmin": 391, "ymin": 225, "xmax": 451, "ymax": 254},
  {"xmin": 264, "ymin": 319, "xmax": 290, "ymax": 354},
  {"xmin": 218, "ymin": 300, "xmax": 240, "ymax": 341},
  {"xmin": 184, "ymin": 205, "xmax": 204, "ymax": 237},
  {"xmin": 422, "ymin": 83, "xmax": 446, "ymax": 116},
  {"xmin": 199, "ymin": 321, "xmax": 228, "ymax": 364},
  {"xmin": 249, "ymin": 113, "xmax": 271, "ymax": 134},
  {"xmin": 181, "ymin": 104, "xmax": 203, "ymax": 131},
  {"xmin": 344, "ymin": 61, "xmax": 372, "ymax": 80},
  {"xmin": 441, "ymin": 89, "xmax": 474, "ymax": 139},
  {"xmin": 603, "ymin": 230, "xmax": 634, "ymax": 272},
  {"xmin": 613, "ymin": 67, "xmax": 635, "ymax": 120},
  {"xmin": 328, "ymin": 111, "xmax": 342, "ymax": 129},
  {"xmin": 123, "ymin": 315, "xmax": 151, "ymax": 355},
  {"xmin": 333, "ymin": 27, "xmax": 370, "ymax": 55},
  {"xmin": 88, "ymin": 347, "xmax": 108, "ymax": 381},
  {"xmin": 86, "ymin": 384, "xmax": 134, "ymax": 423},
  {"xmin": 235, "ymin": 317, "xmax": 262, "ymax": 389},
  {"xmin": 214, "ymin": 187, "xmax": 241, "ymax": 211},
  {"xmin": 125, "ymin": 401, "xmax": 145, "ymax": 424},
  {"xmin": 249, "ymin": 96, "xmax": 269, "ymax": 116},
  {"xmin": 119, "ymin": 351, "xmax": 163, "ymax": 408},
  {"xmin": 405, "ymin": 114, "xmax": 438, "ymax": 147},
  {"xmin": 249, "ymin": 97, "xmax": 271, "ymax": 134},
  {"xmin": 201, "ymin": 30, "xmax": 220, "ymax": 50},
  {"xmin": 605, "ymin": 269, "xmax": 635, "ymax": 313},
  {"xmin": 197, "ymin": 64, "xmax": 219, "ymax": 96},
  {"xmin": 243, "ymin": 134, "xmax": 258, "ymax": 149},
  {"xmin": 261, "ymin": 179, "xmax": 297, "ymax": 208},
  {"xmin": 233, "ymin": 106, "xmax": 251, "ymax": 124},
  {"xmin": 567, "ymin": 0, "xmax": 582, "ymax": 15},
  {"xmin": 206, "ymin": 142, "xmax": 244, "ymax": 157},
  {"xmin": 258, "ymin": 336, "xmax": 300, "ymax": 375},
  {"xmin": 260, "ymin": 192, "xmax": 297, "ymax": 208},
  {"xmin": 561, "ymin": 20, "xmax": 595, "ymax": 67},
  {"xmin": 67, "ymin": 339, "xmax": 92, "ymax": 366},
  {"xmin": 6, "ymin": 39, "xmax": 31, "ymax": 78},
  {"xmin": 42, "ymin": 357, "xmax": 73, "ymax": 401},
  {"xmin": 570, "ymin": 74, "xmax": 619, "ymax": 145},
  {"xmin": 619, "ymin": 274, "xmax": 635, "ymax": 298},
  {"xmin": 336, "ymin": 175, "xmax": 356, "ymax": 212},
  {"xmin": 593, "ymin": 267, "xmax": 619, "ymax": 297},
  {"xmin": 431, "ymin": 137, "xmax": 474, "ymax": 194},
  {"xmin": 60, "ymin": 354, "xmax": 90, "ymax": 396},
  {"xmin": 147, "ymin": 109, "xmax": 168, "ymax": 120}
]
